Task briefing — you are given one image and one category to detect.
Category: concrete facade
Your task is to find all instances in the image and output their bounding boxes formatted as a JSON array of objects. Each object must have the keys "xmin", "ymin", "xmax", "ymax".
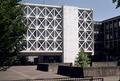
[
  {"xmin": 21, "ymin": 3, "xmax": 94, "ymax": 63},
  {"xmin": 63, "ymin": 6, "xmax": 79, "ymax": 63}
]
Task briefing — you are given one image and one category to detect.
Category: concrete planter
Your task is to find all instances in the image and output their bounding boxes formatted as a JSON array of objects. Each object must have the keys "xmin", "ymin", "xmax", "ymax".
[
  {"xmin": 37, "ymin": 63, "xmax": 72, "ymax": 73},
  {"xmin": 57, "ymin": 66, "xmax": 120, "ymax": 77}
]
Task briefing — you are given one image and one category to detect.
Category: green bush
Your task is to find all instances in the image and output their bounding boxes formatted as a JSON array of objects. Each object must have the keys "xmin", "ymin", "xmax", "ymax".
[{"xmin": 75, "ymin": 49, "xmax": 90, "ymax": 67}]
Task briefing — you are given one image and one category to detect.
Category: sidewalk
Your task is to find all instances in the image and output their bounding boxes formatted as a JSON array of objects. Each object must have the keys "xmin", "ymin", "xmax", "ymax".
[
  {"xmin": 0, "ymin": 66, "xmax": 67, "ymax": 81},
  {"xmin": 103, "ymin": 76, "xmax": 120, "ymax": 81},
  {"xmin": 0, "ymin": 66, "xmax": 119, "ymax": 81}
]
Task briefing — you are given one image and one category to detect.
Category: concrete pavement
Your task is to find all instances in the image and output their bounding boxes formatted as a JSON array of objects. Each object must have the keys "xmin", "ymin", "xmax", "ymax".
[
  {"xmin": 0, "ymin": 66, "xmax": 119, "ymax": 81},
  {"xmin": 0, "ymin": 66, "xmax": 67, "ymax": 81}
]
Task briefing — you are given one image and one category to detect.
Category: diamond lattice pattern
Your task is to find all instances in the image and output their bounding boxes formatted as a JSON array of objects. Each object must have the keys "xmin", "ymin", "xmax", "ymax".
[
  {"xmin": 78, "ymin": 9, "xmax": 94, "ymax": 52},
  {"xmin": 23, "ymin": 5, "xmax": 63, "ymax": 52}
]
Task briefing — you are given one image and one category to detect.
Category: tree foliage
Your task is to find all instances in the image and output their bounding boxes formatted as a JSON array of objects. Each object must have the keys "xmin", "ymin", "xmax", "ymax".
[
  {"xmin": 75, "ymin": 49, "xmax": 90, "ymax": 67},
  {"xmin": 0, "ymin": 0, "xmax": 26, "ymax": 67},
  {"xmin": 113, "ymin": 0, "xmax": 120, "ymax": 8}
]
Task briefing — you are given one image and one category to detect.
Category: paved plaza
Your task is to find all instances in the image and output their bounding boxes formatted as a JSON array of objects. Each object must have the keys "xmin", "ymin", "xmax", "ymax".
[
  {"xmin": 0, "ymin": 66, "xmax": 119, "ymax": 81},
  {"xmin": 0, "ymin": 66, "xmax": 67, "ymax": 81}
]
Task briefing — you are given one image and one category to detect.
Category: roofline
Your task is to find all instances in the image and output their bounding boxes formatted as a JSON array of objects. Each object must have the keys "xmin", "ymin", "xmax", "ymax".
[
  {"xmin": 78, "ymin": 8, "xmax": 93, "ymax": 11},
  {"xmin": 20, "ymin": 2, "xmax": 62, "ymax": 8},
  {"xmin": 19, "ymin": 2, "xmax": 93, "ymax": 10},
  {"xmin": 102, "ymin": 15, "xmax": 120, "ymax": 23}
]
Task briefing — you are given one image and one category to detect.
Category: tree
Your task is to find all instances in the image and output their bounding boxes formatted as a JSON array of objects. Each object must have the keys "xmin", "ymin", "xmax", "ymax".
[
  {"xmin": 75, "ymin": 49, "xmax": 90, "ymax": 67},
  {"xmin": 113, "ymin": 0, "xmax": 120, "ymax": 8},
  {"xmin": 0, "ymin": 0, "xmax": 26, "ymax": 67},
  {"xmin": 13, "ymin": 56, "xmax": 28, "ymax": 65}
]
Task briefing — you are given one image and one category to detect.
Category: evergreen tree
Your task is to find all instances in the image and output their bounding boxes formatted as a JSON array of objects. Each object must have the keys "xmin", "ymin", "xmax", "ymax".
[
  {"xmin": 75, "ymin": 49, "xmax": 90, "ymax": 67},
  {"xmin": 113, "ymin": 0, "xmax": 120, "ymax": 8},
  {"xmin": 0, "ymin": 0, "xmax": 26, "ymax": 67}
]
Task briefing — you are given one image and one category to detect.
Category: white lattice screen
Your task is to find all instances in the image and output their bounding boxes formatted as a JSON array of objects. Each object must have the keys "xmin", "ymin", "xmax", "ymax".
[
  {"xmin": 78, "ymin": 9, "xmax": 94, "ymax": 53},
  {"xmin": 21, "ymin": 3, "xmax": 94, "ymax": 57},
  {"xmin": 22, "ymin": 5, "xmax": 63, "ymax": 52}
]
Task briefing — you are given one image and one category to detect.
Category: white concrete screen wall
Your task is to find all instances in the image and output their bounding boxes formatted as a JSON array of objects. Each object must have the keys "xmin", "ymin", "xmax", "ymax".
[
  {"xmin": 63, "ymin": 6, "xmax": 79, "ymax": 63},
  {"xmin": 21, "ymin": 3, "xmax": 94, "ymax": 63},
  {"xmin": 78, "ymin": 9, "xmax": 94, "ymax": 55}
]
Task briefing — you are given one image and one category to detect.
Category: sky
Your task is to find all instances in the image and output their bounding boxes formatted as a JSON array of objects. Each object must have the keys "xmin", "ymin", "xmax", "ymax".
[{"xmin": 21, "ymin": 0, "xmax": 120, "ymax": 21}]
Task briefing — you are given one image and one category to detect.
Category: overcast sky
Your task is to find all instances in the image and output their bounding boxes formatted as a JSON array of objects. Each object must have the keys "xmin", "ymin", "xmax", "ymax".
[{"xmin": 21, "ymin": 0, "xmax": 120, "ymax": 21}]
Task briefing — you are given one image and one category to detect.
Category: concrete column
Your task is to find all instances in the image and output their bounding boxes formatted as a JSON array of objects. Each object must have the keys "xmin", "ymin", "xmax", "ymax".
[{"xmin": 63, "ymin": 6, "xmax": 79, "ymax": 64}]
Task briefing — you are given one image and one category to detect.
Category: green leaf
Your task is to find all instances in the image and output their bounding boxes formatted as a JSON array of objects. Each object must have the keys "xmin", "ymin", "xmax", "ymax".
[
  {"xmin": 116, "ymin": 0, "xmax": 120, "ymax": 8},
  {"xmin": 74, "ymin": 49, "xmax": 91, "ymax": 67},
  {"xmin": 0, "ymin": 0, "xmax": 26, "ymax": 67},
  {"xmin": 113, "ymin": 0, "xmax": 117, "ymax": 3}
]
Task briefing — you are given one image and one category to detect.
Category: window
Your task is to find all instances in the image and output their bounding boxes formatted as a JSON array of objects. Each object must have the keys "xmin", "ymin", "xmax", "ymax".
[
  {"xmin": 110, "ymin": 23, "xmax": 113, "ymax": 29},
  {"xmin": 94, "ymin": 31, "xmax": 99, "ymax": 34},
  {"xmin": 106, "ymin": 24, "xmax": 109, "ymax": 30},
  {"xmin": 106, "ymin": 34, "xmax": 109, "ymax": 40},
  {"xmin": 114, "ymin": 22, "xmax": 117, "ymax": 28},
  {"xmin": 110, "ymin": 35, "xmax": 113, "ymax": 39},
  {"xmin": 119, "ymin": 21, "xmax": 120, "ymax": 27},
  {"xmin": 105, "ymin": 42, "xmax": 110, "ymax": 49}
]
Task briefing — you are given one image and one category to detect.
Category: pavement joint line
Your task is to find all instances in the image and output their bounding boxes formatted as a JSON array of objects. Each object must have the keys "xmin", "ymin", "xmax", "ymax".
[{"xmin": 10, "ymin": 69, "xmax": 35, "ymax": 80}]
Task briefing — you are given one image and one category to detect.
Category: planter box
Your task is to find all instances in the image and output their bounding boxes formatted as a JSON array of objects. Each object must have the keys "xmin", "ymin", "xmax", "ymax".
[
  {"xmin": 57, "ymin": 65, "xmax": 120, "ymax": 77},
  {"xmin": 37, "ymin": 63, "xmax": 72, "ymax": 73},
  {"xmin": 57, "ymin": 66, "xmax": 84, "ymax": 78},
  {"xmin": 37, "ymin": 64, "xmax": 48, "ymax": 71}
]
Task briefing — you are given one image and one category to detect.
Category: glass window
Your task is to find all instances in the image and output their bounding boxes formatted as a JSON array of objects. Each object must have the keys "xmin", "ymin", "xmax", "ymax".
[
  {"xmin": 106, "ymin": 42, "xmax": 110, "ymax": 49},
  {"xmin": 110, "ymin": 35, "xmax": 113, "ymax": 39},
  {"xmin": 106, "ymin": 34, "xmax": 109, "ymax": 40},
  {"xmin": 114, "ymin": 22, "xmax": 117, "ymax": 28},
  {"xmin": 106, "ymin": 24, "xmax": 109, "ymax": 30},
  {"xmin": 110, "ymin": 23, "xmax": 113, "ymax": 29},
  {"xmin": 119, "ymin": 21, "xmax": 120, "ymax": 27}
]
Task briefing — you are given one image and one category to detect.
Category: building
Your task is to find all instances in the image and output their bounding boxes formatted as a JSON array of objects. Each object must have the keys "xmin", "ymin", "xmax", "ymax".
[
  {"xmin": 20, "ymin": 3, "xmax": 94, "ymax": 63},
  {"xmin": 94, "ymin": 21, "xmax": 104, "ymax": 55},
  {"xmin": 93, "ymin": 16, "xmax": 120, "ymax": 61},
  {"xmin": 103, "ymin": 16, "xmax": 120, "ymax": 61},
  {"xmin": 93, "ymin": 21, "xmax": 104, "ymax": 61}
]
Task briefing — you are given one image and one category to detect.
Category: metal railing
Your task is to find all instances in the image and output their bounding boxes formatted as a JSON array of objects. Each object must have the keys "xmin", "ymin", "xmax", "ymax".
[{"xmin": 3, "ymin": 78, "xmax": 104, "ymax": 81}]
